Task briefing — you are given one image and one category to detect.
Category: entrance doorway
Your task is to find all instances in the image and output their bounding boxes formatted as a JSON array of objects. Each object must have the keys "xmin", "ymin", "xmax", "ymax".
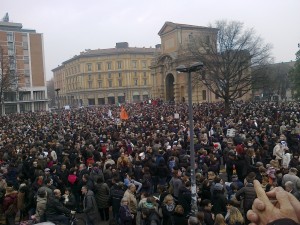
[{"xmin": 166, "ymin": 73, "xmax": 175, "ymax": 102}]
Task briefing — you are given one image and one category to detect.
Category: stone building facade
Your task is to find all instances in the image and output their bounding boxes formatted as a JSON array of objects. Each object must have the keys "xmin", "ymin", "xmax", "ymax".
[
  {"xmin": 52, "ymin": 42, "xmax": 159, "ymax": 107},
  {"xmin": 150, "ymin": 21, "xmax": 251, "ymax": 103}
]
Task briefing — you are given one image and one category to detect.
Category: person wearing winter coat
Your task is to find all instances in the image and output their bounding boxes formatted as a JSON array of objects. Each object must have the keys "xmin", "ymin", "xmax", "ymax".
[
  {"xmin": 32, "ymin": 189, "xmax": 47, "ymax": 223},
  {"xmin": 119, "ymin": 197, "xmax": 134, "ymax": 225},
  {"xmin": 81, "ymin": 185, "xmax": 100, "ymax": 225},
  {"xmin": 211, "ymin": 184, "xmax": 227, "ymax": 216},
  {"xmin": 124, "ymin": 183, "xmax": 138, "ymax": 225},
  {"xmin": 3, "ymin": 185, "xmax": 18, "ymax": 225},
  {"xmin": 235, "ymin": 173, "xmax": 256, "ymax": 224},
  {"xmin": 62, "ymin": 188, "xmax": 76, "ymax": 211},
  {"xmin": 110, "ymin": 179, "xmax": 126, "ymax": 221},
  {"xmin": 94, "ymin": 176, "xmax": 110, "ymax": 221},
  {"xmin": 46, "ymin": 189, "xmax": 73, "ymax": 225},
  {"xmin": 161, "ymin": 194, "xmax": 176, "ymax": 225},
  {"xmin": 177, "ymin": 181, "xmax": 191, "ymax": 217},
  {"xmin": 172, "ymin": 205, "xmax": 188, "ymax": 225},
  {"xmin": 141, "ymin": 207, "xmax": 161, "ymax": 225}
]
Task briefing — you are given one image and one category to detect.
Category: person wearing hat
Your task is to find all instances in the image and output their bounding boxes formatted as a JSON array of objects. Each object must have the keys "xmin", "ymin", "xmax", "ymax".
[{"xmin": 211, "ymin": 182, "xmax": 227, "ymax": 216}]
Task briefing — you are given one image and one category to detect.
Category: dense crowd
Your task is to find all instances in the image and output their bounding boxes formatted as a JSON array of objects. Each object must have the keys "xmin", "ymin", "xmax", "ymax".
[{"xmin": 0, "ymin": 101, "xmax": 300, "ymax": 225}]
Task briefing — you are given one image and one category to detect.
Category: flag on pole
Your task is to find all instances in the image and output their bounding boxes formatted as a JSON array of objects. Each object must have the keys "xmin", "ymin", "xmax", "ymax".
[{"xmin": 120, "ymin": 105, "xmax": 129, "ymax": 120}]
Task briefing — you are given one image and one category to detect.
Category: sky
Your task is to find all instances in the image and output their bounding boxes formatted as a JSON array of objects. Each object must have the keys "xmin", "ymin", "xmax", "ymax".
[{"xmin": 2, "ymin": 0, "xmax": 300, "ymax": 80}]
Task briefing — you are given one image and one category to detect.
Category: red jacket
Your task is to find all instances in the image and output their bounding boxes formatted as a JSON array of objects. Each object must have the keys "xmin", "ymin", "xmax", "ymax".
[{"xmin": 3, "ymin": 191, "xmax": 18, "ymax": 212}]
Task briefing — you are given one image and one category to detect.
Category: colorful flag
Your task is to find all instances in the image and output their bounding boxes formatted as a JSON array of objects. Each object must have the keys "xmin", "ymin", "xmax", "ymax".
[{"xmin": 120, "ymin": 106, "xmax": 129, "ymax": 120}]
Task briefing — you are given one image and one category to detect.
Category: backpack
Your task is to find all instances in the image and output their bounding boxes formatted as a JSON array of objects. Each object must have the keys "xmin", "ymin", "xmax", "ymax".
[{"xmin": 5, "ymin": 195, "xmax": 18, "ymax": 216}]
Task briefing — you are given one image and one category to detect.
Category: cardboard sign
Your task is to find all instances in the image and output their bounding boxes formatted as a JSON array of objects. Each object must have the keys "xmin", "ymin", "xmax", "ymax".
[{"xmin": 227, "ymin": 128, "xmax": 236, "ymax": 137}]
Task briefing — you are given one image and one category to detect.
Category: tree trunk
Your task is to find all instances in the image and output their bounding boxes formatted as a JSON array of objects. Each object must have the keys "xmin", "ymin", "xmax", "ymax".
[{"xmin": 224, "ymin": 98, "xmax": 230, "ymax": 116}]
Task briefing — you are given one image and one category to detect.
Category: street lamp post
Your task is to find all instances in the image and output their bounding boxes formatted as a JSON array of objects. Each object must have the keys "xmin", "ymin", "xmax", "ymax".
[
  {"xmin": 176, "ymin": 62, "xmax": 204, "ymax": 215},
  {"xmin": 55, "ymin": 88, "xmax": 61, "ymax": 109}
]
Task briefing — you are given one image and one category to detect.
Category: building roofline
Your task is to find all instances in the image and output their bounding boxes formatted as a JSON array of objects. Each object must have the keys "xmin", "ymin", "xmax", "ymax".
[
  {"xmin": 59, "ymin": 47, "xmax": 157, "ymax": 65},
  {"xmin": 158, "ymin": 21, "xmax": 218, "ymax": 36}
]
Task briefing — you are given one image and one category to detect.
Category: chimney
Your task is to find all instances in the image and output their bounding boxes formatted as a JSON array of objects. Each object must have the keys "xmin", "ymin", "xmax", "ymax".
[{"xmin": 116, "ymin": 42, "xmax": 129, "ymax": 48}]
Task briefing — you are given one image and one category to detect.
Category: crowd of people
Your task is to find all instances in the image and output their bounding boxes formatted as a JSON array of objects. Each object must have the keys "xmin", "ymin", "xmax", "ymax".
[{"xmin": 0, "ymin": 100, "xmax": 300, "ymax": 225}]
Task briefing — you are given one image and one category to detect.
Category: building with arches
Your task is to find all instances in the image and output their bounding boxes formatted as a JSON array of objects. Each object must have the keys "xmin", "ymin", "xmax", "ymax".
[
  {"xmin": 150, "ymin": 21, "xmax": 251, "ymax": 103},
  {"xmin": 150, "ymin": 22, "xmax": 218, "ymax": 103},
  {"xmin": 52, "ymin": 42, "xmax": 159, "ymax": 107}
]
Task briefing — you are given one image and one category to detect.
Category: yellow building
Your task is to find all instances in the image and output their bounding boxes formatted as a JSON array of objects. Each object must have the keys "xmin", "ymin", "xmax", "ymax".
[
  {"xmin": 150, "ymin": 21, "xmax": 251, "ymax": 103},
  {"xmin": 52, "ymin": 42, "xmax": 159, "ymax": 107}
]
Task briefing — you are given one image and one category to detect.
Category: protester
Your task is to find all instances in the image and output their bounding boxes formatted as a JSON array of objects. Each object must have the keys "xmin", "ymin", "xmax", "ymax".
[
  {"xmin": 0, "ymin": 101, "xmax": 300, "ymax": 225},
  {"xmin": 81, "ymin": 185, "xmax": 100, "ymax": 225}
]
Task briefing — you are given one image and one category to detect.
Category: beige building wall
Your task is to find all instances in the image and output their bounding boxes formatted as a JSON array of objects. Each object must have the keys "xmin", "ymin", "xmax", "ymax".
[{"xmin": 151, "ymin": 22, "xmax": 252, "ymax": 104}]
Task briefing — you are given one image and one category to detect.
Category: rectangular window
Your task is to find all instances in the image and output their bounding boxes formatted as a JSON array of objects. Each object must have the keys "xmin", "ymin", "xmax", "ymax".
[
  {"xmin": 108, "ymin": 80, "xmax": 112, "ymax": 87},
  {"xmin": 97, "ymin": 63, "xmax": 102, "ymax": 71},
  {"xmin": 119, "ymin": 79, "xmax": 122, "ymax": 87},
  {"xmin": 132, "ymin": 61, "xmax": 137, "ymax": 69},
  {"xmin": 108, "ymin": 73, "xmax": 111, "ymax": 79},
  {"xmin": 118, "ymin": 72, "xmax": 122, "ymax": 78},
  {"xmin": 22, "ymin": 34, "xmax": 28, "ymax": 42},
  {"xmin": 142, "ymin": 61, "xmax": 147, "ymax": 69},
  {"xmin": 7, "ymin": 32, "xmax": 13, "ymax": 42},
  {"xmin": 8, "ymin": 49, "xmax": 14, "ymax": 56},
  {"xmin": 23, "ymin": 42, "xmax": 28, "ymax": 50},
  {"xmin": 8, "ymin": 42, "xmax": 14, "ymax": 50},
  {"xmin": 202, "ymin": 90, "xmax": 207, "ymax": 100},
  {"xmin": 134, "ymin": 72, "xmax": 137, "ymax": 77},
  {"xmin": 87, "ymin": 63, "xmax": 92, "ymax": 71},
  {"xmin": 134, "ymin": 79, "xmax": 138, "ymax": 86},
  {"xmin": 98, "ymin": 73, "xmax": 101, "ymax": 79},
  {"xmin": 107, "ymin": 62, "xmax": 112, "ymax": 70},
  {"xmin": 98, "ymin": 81, "xmax": 102, "ymax": 88},
  {"xmin": 117, "ymin": 61, "xmax": 122, "ymax": 69},
  {"xmin": 143, "ymin": 79, "xmax": 147, "ymax": 86},
  {"xmin": 143, "ymin": 72, "xmax": 147, "ymax": 77},
  {"xmin": 88, "ymin": 81, "xmax": 93, "ymax": 89},
  {"xmin": 88, "ymin": 74, "xmax": 92, "ymax": 80}
]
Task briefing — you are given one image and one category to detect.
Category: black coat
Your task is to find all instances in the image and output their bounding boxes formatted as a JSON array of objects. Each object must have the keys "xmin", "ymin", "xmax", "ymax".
[
  {"xmin": 235, "ymin": 183, "xmax": 256, "ymax": 212},
  {"xmin": 178, "ymin": 186, "xmax": 191, "ymax": 217},
  {"xmin": 46, "ymin": 196, "xmax": 71, "ymax": 218},
  {"xmin": 119, "ymin": 205, "xmax": 133, "ymax": 225},
  {"xmin": 83, "ymin": 190, "xmax": 99, "ymax": 221},
  {"xmin": 172, "ymin": 212, "xmax": 188, "ymax": 225}
]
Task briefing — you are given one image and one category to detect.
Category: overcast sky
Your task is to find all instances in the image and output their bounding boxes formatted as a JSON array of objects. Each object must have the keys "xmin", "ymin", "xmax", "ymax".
[{"xmin": 2, "ymin": 0, "xmax": 300, "ymax": 80}]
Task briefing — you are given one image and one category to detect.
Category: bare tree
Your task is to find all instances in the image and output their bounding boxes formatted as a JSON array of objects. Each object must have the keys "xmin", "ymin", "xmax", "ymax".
[
  {"xmin": 188, "ymin": 20, "xmax": 272, "ymax": 113},
  {"xmin": 47, "ymin": 78, "xmax": 56, "ymax": 107},
  {"xmin": 0, "ymin": 45, "xmax": 23, "ymax": 115}
]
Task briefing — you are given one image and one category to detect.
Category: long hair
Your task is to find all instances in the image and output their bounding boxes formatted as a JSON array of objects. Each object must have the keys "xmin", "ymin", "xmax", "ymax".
[
  {"xmin": 229, "ymin": 207, "xmax": 244, "ymax": 224},
  {"xmin": 214, "ymin": 214, "xmax": 226, "ymax": 225}
]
